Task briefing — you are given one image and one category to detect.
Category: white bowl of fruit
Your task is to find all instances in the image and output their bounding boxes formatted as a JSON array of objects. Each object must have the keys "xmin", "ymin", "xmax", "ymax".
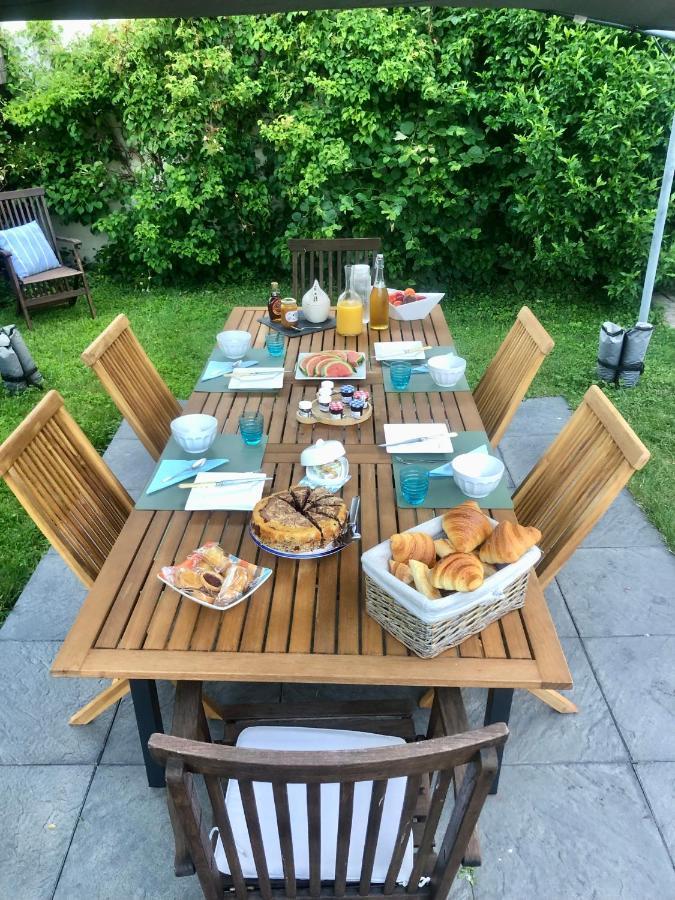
[{"xmin": 388, "ymin": 288, "xmax": 445, "ymax": 321}]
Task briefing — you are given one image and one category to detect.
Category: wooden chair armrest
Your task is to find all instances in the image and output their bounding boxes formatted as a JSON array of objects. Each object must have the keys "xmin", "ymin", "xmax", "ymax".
[{"xmin": 55, "ymin": 235, "xmax": 82, "ymax": 247}]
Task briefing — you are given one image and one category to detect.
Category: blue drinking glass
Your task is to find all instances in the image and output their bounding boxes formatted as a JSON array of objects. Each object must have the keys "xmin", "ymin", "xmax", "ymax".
[
  {"xmin": 239, "ymin": 411, "xmax": 264, "ymax": 447},
  {"xmin": 266, "ymin": 331, "xmax": 285, "ymax": 358},
  {"xmin": 390, "ymin": 360, "xmax": 412, "ymax": 390},
  {"xmin": 400, "ymin": 465, "xmax": 430, "ymax": 506}
]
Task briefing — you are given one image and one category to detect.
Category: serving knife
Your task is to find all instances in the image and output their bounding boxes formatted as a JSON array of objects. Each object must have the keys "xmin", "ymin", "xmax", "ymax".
[
  {"xmin": 378, "ymin": 432, "xmax": 458, "ymax": 449},
  {"xmin": 177, "ymin": 475, "xmax": 272, "ymax": 489}
]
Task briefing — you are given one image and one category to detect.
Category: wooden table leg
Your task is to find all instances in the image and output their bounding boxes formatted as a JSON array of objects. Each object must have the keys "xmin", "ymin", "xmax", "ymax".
[
  {"xmin": 484, "ymin": 687, "xmax": 513, "ymax": 795},
  {"xmin": 130, "ymin": 679, "xmax": 166, "ymax": 788}
]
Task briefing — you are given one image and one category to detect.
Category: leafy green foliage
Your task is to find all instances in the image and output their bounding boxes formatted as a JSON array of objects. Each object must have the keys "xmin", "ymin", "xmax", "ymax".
[{"xmin": 1, "ymin": 11, "xmax": 673, "ymax": 296}]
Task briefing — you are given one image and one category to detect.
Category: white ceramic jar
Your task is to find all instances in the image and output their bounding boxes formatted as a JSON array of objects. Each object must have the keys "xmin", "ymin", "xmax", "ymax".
[{"xmin": 301, "ymin": 279, "xmax": 331, "ymax": 324}]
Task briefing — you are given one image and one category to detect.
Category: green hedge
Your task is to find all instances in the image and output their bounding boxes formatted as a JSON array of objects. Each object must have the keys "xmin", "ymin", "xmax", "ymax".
[{"xmin": 1, "ymin": 11, "xmax": 673, "ymax": 297}]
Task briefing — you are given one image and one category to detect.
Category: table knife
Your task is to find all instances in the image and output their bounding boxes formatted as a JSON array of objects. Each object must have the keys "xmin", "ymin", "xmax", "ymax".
[{"xmin": 378, "ymin": 432, "xmax": 458, "ymax": 449}]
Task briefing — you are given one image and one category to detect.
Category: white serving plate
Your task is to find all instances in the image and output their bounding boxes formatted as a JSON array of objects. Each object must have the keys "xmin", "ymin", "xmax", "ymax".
[
  {"xmin": 373, "ymin": 341, "xmax": 426, "ymax": 361},
  {"xmin": 249, "ymin": 526, "xmax": 350, "ymax": 560},
  {"xmin": 387, "ymin": 291, "xmax": 445, "ymax": 321},
  {"xmin": 158, "ymin": 565, "xmax": 272, "ymax": 612},
  {"xmin": 295, "ymin": 352, "xmax": 367, "ymax": 381}
]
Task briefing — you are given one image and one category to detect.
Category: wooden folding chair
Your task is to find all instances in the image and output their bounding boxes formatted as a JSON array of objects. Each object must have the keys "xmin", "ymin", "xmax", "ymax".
[
  {"xmin": 0, "ymin": 187, "xmax": 96, "ymax": 330},
  {"xmin": 81, "ymin": 314, "xmax": 181, "ymax": 460},
  {"xmin": 515, "ymin": 385, "xmax": 650, "ymax": 713},
  {"xmin": 0, "ymin": 390, "xmax": 133, "ymax": 725},
  {"xmin": 150, "ymin": 682, "xmax": 507, "ymax": 900},
  {"xmin": 289, "ymin": 237, "xmax": 382, "ymax": 301},
  {"xmin": 473, "ymin": 306, "xmax": 554, "ymax": 446}
]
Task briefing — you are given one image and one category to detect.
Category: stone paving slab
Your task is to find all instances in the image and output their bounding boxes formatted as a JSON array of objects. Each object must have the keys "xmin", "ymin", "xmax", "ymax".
[
  {"xmin": 469, "ymin": 763, "xmax": 675, "ymax": 898},
  {"xmin": 585, "ymin": 636, "xmax": 675, "ymax": 762},
  {"xmin": 557, "ymin": 547, "xmax": 675, "ymax": 637},
  {"xmin": 636, "ymin": 762, "xmax": 675, "ymax": 861},
  {"xmin": 0, "ymin": 765, "xmax": 93, "ymax": 900},
  {"xmin": 464, "ymin": 638, "xmax": 627, "ymax": 765},
  {"xmin": 0, "ymin": 549, "xmax": 86, "ymax": 642},
  {"xmin": 53, "ymin": 765, "xmax": 206, "ymax": 900},
  {"xmin": 0, "ymin": 641, "xmax": 113, "ymax": 765},
  {"xmin": 544, "ymin": 579, "xmax": 577, "ymax": 638},
  {"xmin": 505, "ymin": 396, "xmax": 571, "ymax": 435},
  {"xmin": 103, "ymin": 437, "xmax": 156, "ymax": 492}
]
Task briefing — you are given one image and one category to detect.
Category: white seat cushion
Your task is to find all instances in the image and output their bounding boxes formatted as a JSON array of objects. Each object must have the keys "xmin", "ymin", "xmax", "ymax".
[{"xmin": 213, "ymin": 726, "xmax": 414, "ymax": 885}]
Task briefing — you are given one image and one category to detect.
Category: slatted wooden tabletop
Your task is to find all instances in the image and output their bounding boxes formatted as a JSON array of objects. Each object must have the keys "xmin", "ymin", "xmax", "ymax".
[{"xmin": 52, "ymin": 306, "xmax": 571, "ymax": 691}]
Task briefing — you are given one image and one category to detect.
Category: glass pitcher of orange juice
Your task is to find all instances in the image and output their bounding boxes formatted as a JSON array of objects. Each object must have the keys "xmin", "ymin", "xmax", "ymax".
[{"xmin": 336, "ymin": 266, "xmax": 364, "ymax": 337}]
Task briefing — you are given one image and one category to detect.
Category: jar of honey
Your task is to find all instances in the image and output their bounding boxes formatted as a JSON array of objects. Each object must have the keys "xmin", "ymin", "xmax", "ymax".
[{"xmin": 280, "ymin": 297, "xmax": 300, "ymax": 330}]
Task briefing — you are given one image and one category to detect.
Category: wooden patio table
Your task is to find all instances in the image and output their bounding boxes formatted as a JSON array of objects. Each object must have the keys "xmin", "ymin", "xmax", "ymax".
[{"xmin": 52, "ymin": 305, "xmax": 572, "ymax": 787}]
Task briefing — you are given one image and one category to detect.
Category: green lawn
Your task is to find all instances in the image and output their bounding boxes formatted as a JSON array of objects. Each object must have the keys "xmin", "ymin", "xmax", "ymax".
[{"xmin": 0, "ymin": 277, "xmax": 672, "ymax": 623}]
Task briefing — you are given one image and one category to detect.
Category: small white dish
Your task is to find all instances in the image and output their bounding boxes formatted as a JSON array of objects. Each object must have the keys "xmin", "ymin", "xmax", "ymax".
[
  {"xmin": 228, "ymin": 367, "xmax": 283, "ymax": 390},
  {"xmin": 427, "ymin": 353, "xmax": 467, "ymax": 388},
  {"xmin": 383, "ymin": 423, "xmax": 453, "ymax": 455},
  {"xmin": 170, "ymin": 414, "xmax": 218, "ymax": 454},
  {"xmin": 295, "ymin": 353, "xmax": 366, "ymax": 381},
  {"xmin": 185, "ymin": 472, "xmax": 266, "ymax": 511},
  {"xmin": 217, "ymin": 330, "xmax": 252, "ymax": 360},
  {"xmin": 451, "ymin": 452, "xmax": 505, "ymax": 498},
  {"xmin": 300, "ymin": 439, "xmax": 349, "ymax": 489}
]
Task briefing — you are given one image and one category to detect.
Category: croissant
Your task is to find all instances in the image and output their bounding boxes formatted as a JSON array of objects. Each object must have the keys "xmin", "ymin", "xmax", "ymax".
[
  {"xmin": 409, "ymin": 559, "xmax": 441, "ymax": 599},
  {"xmin": 478, "ymin": 521, "xmax": 542, "ymax": 565},
  {"xmin": 442, "ymin": 500, "xmax": 493, "ymax": 553},
  {"xmin": 431, "ymin": 553, "xmax": 484, "ymax": 592},
  {"xmin": 388, "ymin": 558, "xmax": 413, "ymax": 585},
  {"xmin": 434, "ymin": 539, "xmax": 454, "ymax": 559},
  {"xmin": 390, "ymin": 531, "xmax": 436, "ymax": 567}
]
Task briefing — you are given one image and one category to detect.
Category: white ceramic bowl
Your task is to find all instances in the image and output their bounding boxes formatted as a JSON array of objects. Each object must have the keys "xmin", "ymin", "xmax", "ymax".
[
  {"xmin": 388, "ymin": 291, "xmax": 444, "ymax": 321},
  {"xmin": 217, "ymin": 330, "xmax": 252, "ymax": 360},
  {"xmin": 170, "ymin": 414, "xmax": 218, "ymax": 454},
  {"xmin": 427, "ymin": 353, "xmax": 467, "ymax": 387},
  {"xmin": 451, "ymin": 452, "xmax": 505, "ymax": 499}
]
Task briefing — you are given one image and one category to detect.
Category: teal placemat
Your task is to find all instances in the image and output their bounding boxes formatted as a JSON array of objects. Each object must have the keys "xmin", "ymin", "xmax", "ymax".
[
  {"xmin": 194, "ymin": 347, "xmax": 284, "ymax": 393},
  {"xmin": 393, "ymin": 431, "xmax": 513, "ymax": 509},
  {"xmin": 135, "ymin": 434, "xmax": 268, "ymax": 510},
  {"xmin": 383, "ymin": 345, "xmax": 470, "ymax": 393}
]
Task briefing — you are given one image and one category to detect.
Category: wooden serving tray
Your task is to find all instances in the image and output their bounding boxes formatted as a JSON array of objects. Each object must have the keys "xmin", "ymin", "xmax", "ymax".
[{"xmin": 295, "ymin": 391, "xmax": 373, "ymax": 427}]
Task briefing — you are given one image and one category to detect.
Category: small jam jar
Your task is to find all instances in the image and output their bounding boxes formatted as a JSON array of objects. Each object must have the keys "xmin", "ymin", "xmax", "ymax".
[
  {"xmin": 340, "ymin": 384, "xmax": 355, "ymax": 402},
  {"xmin": 329, "ymin": 401, "xmax": 344, "ymax": 420},
  {"xmin": 298, "ymin": 400, "xmax": 313, "ymax": 419},
  {"xmin": 350, "ymin": 399, "xmax": 365, "ymax": 419},
  {"xmin": 320, "ymin": 380, "xmax": 334, "ymax": 392},
  {"xmin": 353, "ymin": 389, "xmax": 369, "ymax": 408}
]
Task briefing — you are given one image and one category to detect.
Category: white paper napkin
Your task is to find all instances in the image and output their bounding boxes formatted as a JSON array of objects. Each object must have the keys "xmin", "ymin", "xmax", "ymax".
[
  {"xmin": 374, "ymin": 341, "xmax": 426, "ymax": 361},
  {"xmin": 185, "ymin": 472, "xmax": 267, "ymax": 511},
  {"xmin": 228, "ymin": 367, "xmax": 283, "ymax": 390},
  {"xmin": 383, "ymin": 423, "xmax": 453, "ymax": 454}
]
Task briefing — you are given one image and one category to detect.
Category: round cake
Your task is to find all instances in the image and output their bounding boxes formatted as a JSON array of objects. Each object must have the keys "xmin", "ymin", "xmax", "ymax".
[{"xmin": 251, "ymin": 485, "xmax": 348, "ymax": 553}]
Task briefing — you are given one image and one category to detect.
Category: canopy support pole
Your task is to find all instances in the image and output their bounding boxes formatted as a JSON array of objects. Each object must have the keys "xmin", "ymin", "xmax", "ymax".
[{"xmin": 638, "ymin": 108, "xmax": 675, "ymax": 323}]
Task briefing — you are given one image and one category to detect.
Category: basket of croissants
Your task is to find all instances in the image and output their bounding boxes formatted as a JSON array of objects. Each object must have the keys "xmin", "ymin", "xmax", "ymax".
[{"xmin": 361, "ymin": 500, "xmax": 541, "ymax": 658}]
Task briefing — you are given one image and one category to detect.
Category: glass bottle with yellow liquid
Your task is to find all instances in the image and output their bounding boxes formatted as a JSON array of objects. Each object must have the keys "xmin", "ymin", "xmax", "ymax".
[
  {"xmin": 369, "ymin": 253, "xmax": 389, "ymax": 330},
  {"xmin": 336, "ymin": 265, "xmax": 364, "ymax": 337}
]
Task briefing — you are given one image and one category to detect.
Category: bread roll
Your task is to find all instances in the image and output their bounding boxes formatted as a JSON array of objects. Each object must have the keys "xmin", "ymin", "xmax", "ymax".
[
  {"xmin": 390, "ymin": 531, "xmax": 436, "ymax": 567},
  {"xmin": 388, "ymin": 558, "xmax": 413, "ymax": 585},
  {"xmin": 478, "ymin": 521, "xmax": 541, "ymax": 565},
  {"xmin": 431, "ymin": 553, "xmax": 484, "ymax": 592},
  {"xmin": 441, "ymin": 500, "xmax": 493, "ymax": 553},
  {"xmin": 408, "ymin": 559, "xmax": 441, "ymax": 599},
  {"xmin": 434, "ymin": 539, "xmax": 454, "ymax": 558}
]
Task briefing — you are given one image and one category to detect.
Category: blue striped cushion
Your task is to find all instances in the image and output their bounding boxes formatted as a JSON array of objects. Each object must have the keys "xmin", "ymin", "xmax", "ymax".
[{"xmin": 0, "ymin": 220, "xmax": 60, "ymax": 279}]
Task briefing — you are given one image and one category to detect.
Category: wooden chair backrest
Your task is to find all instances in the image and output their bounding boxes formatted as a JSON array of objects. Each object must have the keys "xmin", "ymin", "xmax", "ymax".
[
  {"xmin": 289, "ymin": 238, "xmax": 382, "ymax": 301},
  {"xmin": 514, "ymin": 385, "xmax": 650, "ymax": 588},
  {"xmin": 81, "ymin": 314, "xmax": 182, "ymax": 460},
  {"xmin": 0, "ymin": 187, "xmax": 61, "ymax": 261},
  {"xmin": 473, "ymin": 306, "xmax": 554, "ymax": 446},
  {"xmin": 150, "ymin": 721, "xmax": 507, "ymax": 900},
  {"xmin": 0, "ymin": 390, "xmax": 132, "ymax": 587}
]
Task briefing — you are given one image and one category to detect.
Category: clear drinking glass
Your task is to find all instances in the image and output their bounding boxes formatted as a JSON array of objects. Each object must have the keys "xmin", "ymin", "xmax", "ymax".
[
  {"xmin": 390, "ymin": 360, "xmax": 412, "ymax": 390},
  {"xmin": 266, "ymin": 331, "xmax": 285, "ymax": 357},
  {"xmin": 239, "ymin": 411, "xmax": 264, "ymax": 446},
  {"xmin": 400, "ymin": 465, "xmax": 430, "ymax": 506}
]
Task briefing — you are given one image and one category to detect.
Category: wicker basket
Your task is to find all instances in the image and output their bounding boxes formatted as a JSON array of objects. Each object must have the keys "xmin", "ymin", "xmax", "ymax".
[{"xmin": 361, "ymin": 514, "xmax": 540, "ymax": 659}]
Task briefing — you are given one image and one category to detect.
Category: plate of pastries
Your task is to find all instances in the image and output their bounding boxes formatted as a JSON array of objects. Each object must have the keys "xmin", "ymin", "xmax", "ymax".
[
  {"xmin": 386, "ymin": 500, "xmax": 541, "ymax": 600},
  {"xmin": 159, "ymin": 542, "xmax": 272, "ymax": 610},
  {"xmin": 250, "ymin": 485, "xmax": 350, "ymax": 558}
]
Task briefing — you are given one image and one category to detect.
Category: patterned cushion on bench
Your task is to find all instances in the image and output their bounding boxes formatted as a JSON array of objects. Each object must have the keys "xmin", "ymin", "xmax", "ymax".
[{"xmin": 0, "ymin": 221, "xmax": 59, "ymax": 279}]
